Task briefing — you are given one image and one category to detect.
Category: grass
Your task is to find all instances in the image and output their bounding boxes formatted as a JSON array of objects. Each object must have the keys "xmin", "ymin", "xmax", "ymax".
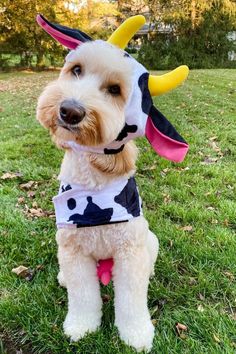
[{"xmin": 0, "ymin": 69, "xmax": 235, "ymax": 354}]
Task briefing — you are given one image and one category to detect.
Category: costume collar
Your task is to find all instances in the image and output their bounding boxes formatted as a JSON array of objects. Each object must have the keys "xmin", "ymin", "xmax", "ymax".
[{"xmin": 53, "ymin": 177, "xmax": 142, "ymax": 228}]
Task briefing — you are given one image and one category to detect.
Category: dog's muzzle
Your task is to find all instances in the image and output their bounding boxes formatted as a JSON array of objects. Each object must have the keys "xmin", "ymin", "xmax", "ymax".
[{"xmin": 59, "ymin": 99, "xmax": 86, "ymax": 125}]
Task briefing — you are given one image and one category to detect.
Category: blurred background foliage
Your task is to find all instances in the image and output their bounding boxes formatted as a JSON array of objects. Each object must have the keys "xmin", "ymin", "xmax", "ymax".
[{"xmin": 0, "ymin": 0, "xmax": 236, "ymax": 70}]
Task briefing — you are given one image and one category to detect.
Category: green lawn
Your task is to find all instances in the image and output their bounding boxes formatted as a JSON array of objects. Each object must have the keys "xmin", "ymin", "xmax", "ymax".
[{"xmin": 0, "ymin": 69, "xmax": 235, "ymax": 354}]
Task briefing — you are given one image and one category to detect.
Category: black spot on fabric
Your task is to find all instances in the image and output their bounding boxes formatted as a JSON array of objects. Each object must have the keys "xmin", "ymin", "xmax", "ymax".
[
  {"xmin": 68, "ymin": 196, "xmax": 113, "ymax": 227},
  {"xmin": 149, "ymin": 106, "xmax": 187, "ymax": 144},
  {"xmin": 115, "ymin": 123, "xmax": 138, "ymax": 141},
  {"xmin": 104, "ymin": 144, "xmax": 125, "ymax": 155},
  {"xmin": 67, "ymin": 198, "xmax": 76, "ymax": 210},
  {"xmin": 138, "ymin": 72, "xmax": 153, "ymax": 114},
  {"xmin": 114, "ymin": 177, "xmax": 140, "ymax": 217},
  {"xmin": 61, "ymin": 184, "xmax": 72, "ymax": 193},
  {"xmin": 124, "ymin": 52, "xmax": 130, "ymax": 58}
]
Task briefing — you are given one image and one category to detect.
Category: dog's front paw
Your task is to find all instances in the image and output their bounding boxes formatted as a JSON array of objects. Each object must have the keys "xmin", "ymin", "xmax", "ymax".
[
  {"xmin": 117, "ymin": 318, "xmax": 154, "ymax": 352},
  {"xmin": 63, "ymin": 313, "xmax": 101, "ymax": 341}
]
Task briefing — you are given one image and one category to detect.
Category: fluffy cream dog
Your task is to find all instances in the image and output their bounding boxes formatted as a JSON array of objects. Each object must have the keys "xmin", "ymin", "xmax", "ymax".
[{"xmin": 36, "ymin": 14, "xmax": 189, "ymax": 352}]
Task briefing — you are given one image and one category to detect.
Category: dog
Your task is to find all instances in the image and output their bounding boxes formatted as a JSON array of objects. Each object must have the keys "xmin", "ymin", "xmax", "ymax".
[{"xmin": 36, "ymin": 14, "xmax": 189, "ymax": 352}]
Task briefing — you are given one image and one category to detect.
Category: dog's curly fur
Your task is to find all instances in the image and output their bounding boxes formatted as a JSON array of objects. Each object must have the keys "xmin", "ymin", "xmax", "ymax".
[{"xmin": 37, "ymin": 41, "xmax": 159, "ymax": 352}]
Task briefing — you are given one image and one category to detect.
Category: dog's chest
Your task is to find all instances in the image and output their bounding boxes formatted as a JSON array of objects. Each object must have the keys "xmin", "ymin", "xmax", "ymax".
[{"xmin": 53, "ymin": 177, "xmax": 142, "ymax": 229}]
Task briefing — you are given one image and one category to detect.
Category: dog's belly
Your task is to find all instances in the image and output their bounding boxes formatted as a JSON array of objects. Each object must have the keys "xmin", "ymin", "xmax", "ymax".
[{"xmin": 56, "ymin": 215, "xmax": 149, "ymax": 260}]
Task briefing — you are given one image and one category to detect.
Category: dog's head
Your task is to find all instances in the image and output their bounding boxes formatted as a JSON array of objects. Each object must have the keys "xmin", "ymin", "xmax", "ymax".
[{"xmin": 36, "ymin": 15, "xmax": 189, "ymax": 162}]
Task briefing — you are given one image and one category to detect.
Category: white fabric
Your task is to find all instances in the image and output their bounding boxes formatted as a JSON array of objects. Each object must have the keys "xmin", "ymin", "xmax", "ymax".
[{"xmin": 53, "ymin": 177, "xmax": 143, "ymax": 229}]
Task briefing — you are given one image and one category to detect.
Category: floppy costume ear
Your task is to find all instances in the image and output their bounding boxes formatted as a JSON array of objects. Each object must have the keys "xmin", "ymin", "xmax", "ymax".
[
  {"xmin": 36, "ymin": 14, "xmax": 92, "ymax": 49},
  {"xmin": 108, "ymin": 16, "xmax": 189, "ymax": 163}
]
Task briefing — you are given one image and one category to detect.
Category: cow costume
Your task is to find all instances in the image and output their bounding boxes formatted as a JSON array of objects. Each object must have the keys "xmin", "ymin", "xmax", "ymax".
[{"xmin": 37, "ymin": 14, "xmax": 189, "ymax": 284}]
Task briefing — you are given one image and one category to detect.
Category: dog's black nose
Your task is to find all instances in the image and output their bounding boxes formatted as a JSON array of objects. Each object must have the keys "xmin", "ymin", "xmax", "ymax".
[{"xmin": 59, "ymin": 99, "xmax": 86, "ymax": 125}]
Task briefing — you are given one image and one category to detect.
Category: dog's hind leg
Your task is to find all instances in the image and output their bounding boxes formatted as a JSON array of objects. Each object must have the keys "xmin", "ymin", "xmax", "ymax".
[
  {"xmin": 147, "ymin": 230, "xmax": 159, "ymax": 277},
  {"xmin": 113, "ymin": 245, "xmax": 154, "ymax": 352},
  {"xmin": 57, "ymin": 243, "xmax": 102, "ymax": 341}
]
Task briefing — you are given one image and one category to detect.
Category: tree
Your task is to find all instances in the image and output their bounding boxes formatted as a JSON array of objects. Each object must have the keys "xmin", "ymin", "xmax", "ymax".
[
  {"xmin": 0, "ymin": 0, "xmax": 119, "ymax": 68},
  {"xmin": 139, "ymin": 0, "xmax": 236, "ymax": 69}
]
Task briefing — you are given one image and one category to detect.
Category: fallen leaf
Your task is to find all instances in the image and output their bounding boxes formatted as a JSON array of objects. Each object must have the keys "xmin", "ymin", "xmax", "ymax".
[
  {"xmin": 232, "ymin": 313, "xmax": 236, "ymax": 321},
  {"xmin": 205, "ymin": 192, "xmax": 212, "ymax": 196},
  {"xmin": 12, "ymin": 265, "xmax": 34, "ymax": 281},
  {"xmin": 223, "ymin": 271, "xmax": 235, "ymax": 281},
  {"xmin": 201, "ymin": 157, "xmax": 219, "ymax": 165},
  {"xmin": 36, "ymin": 264, "xmax": 44, "ymax": 271},
  {"xmin": 32, "ymin": 201, "xmax": 38, "ymax": 208},
  {"xmin": 211, "ymin": 219, "xmax": 219, "ymax": 224},
  {"xmin": 17, "ymin": 197, "xmax": 25, "ymax": 204},
  {"xmin": 189, "ymin": 277, "xmax": 197, "ymax": 285},
  {"xmin": 163, "ymin": 193, "xmax": 171, "ymax": 204},
  {"xmin": 20, "ymin": 181, "xmax": 35, "ymax": 190},
  {"xmin": 147, "ymin": 164, "xmax": 157, "ymax": 171},
  {"xmin": 12, "ymin": 265, "xmax": 28, "ymax": 275},
  {"xmin": 213, "ymin": 334, "xmax": 221, "ymax": 343},
  {"xmin": 197, "ymin": 304, "xmax": 204, "ymax": 312},
  {"xmin": 199, "ymin": 293, "xmax": 205, "ymax": 301},
  {"xmin": 175, "ymin": 166, "xmax": 190, "ymax": 171},
  {"xmin": 180, "ymin": 225, "xmax": 193, "ymax": 232},
  {"xmin": 176, "ymin": 323, "xmax": 187, "ymax": 331},
  {"xmin": 207, "ymin": 206, "xmax": 215, "ymax": 211},
  {"xmin": 175, "ymin": 322, "xmax": 188, "ymax": 338},
  {"xmin": 223, "ymin": 219, "xmax": 229, "ymax": 226},
  {"xmin": 102, "ymin": 294, "xmax": 111, "ymax": 303},
  {"xmin": 28, "ymin": 208, "xmax": 45, "ymax": 217},
  {"xmin": 27, "ymin": 191, "xmax": 36, "ymax": 198},
  {"xmin": 1, "ymin": 172, "xmax": 22, "ymax": 179},
  {"xmin": 150, "ymin": 306, "xmax": 159, "ymax": 316}
]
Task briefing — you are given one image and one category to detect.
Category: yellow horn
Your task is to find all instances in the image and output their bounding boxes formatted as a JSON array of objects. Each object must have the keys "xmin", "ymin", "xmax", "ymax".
[
  {"xmin": 107, "ymin": 15, "xmax": 146, "ymax": 49},
  {"xmin": 148, "ymin": 65, "xmax": 189, "ymax": 96}
]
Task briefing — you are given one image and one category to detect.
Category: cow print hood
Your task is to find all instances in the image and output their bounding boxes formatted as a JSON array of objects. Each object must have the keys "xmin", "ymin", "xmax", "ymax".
[
  {"xmin": 37, "ymin": 15, "xmax": 189, "ymax": 163},
  {"xmin": 64, "ymin": 41, "xmax": 188, "ymax": 163}
]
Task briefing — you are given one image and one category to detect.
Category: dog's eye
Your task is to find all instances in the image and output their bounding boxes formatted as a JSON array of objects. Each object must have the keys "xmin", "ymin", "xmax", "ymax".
[
  {"xmin": 108, "ymin": 85, "xmax": 121, "ymax": 96},
  {"xmin": 72, "ymin": 65, "xmax": 82, "ymax": 77}
]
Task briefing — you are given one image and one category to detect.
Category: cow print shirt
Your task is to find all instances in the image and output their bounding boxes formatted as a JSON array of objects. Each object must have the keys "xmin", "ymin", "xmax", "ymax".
[{"xmin": 53, "ymin": 177, "xmax": 143, "ymax": 228}]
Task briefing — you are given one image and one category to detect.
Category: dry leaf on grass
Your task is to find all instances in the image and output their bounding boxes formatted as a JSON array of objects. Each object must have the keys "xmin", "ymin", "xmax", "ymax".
[
  {"xmin": 223, "ymin": 271, "xmax": 235, "ymax": 281},
  {"xmin": 17, "ymin": 197, "xmax": 25, "ymax": 204},
  {"xmin": 201, "ymin": 157, "xmax": 219, "ymax": 165},
  {"xmin": 163, "ymin": 193, "xmax": 171, "ymax": 204},
  {"xmin": 199, "ymin": 293, "xmax": 205, "ymax": 301},
  {"xmin": 208, "ymin": 141, "xmax": 223, "ymax": 157},
  {"xmin": 1, "ymin": 172, "xmax": 22, "ymax": 180},
  {"xmin": 151, "ymin": 319, "xmax": 157, "ymax": 326},
  {"xmin": 213, "ymin": 334, "xmax": 221, "ymax": 343},
  {"xmin": 179, "ymin": 225, "xmax": 193, "ymax": 232},
  {"xmin": 27, "ymin": 191, "xmax": 36, "ymax": 198},
  {"xmin": 102, "ymin": 294, "xmax": 111, "ymax": 303},
  {"xmin": 175, "ymin": 322, "xmax": 188, "ymax": 339},
  {"xmin": 12, "ymin": 265, "xmax": 34, "ymax": 281},
  {"xmin": 189, "ymin": 277, "xmax": 197, "ymax": 285},
  {"xmin": 20, "ymin": 181, "xmax": 35, "ymax": 190},
  {"xmin": 28, "ymin": 208, "xmax": 45, "ymax": 217},
  {"xmin": 197, "ymin": 304, "xmax": 204, "ymax": 312}
]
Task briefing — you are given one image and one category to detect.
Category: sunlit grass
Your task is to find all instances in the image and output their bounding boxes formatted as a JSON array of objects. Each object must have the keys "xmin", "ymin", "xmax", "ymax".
[{"xmin": 0, "ymin": 69, "xmax": 235, "ymax": 353}]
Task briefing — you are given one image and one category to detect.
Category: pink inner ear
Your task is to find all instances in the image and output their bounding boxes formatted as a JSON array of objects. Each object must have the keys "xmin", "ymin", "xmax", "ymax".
[
  {"xmin": 36, "ymin": 14, "xmax": 82, "ymax": 49},
  {"xmin": 145, "ymin": 116, "xmax": 189, "ymax": 163}
]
